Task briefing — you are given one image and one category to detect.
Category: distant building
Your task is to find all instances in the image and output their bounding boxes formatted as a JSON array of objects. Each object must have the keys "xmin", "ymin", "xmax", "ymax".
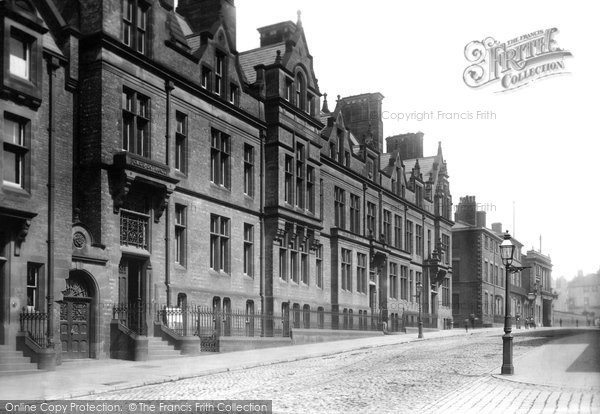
[
  {"xmin": 452, "ymin": 197, "xmax": 524, "ymax": 327},
  {"xmin": 521, "ymin": 250, "xmax": 555, "ymax": 326},
  {"xmin": 567, "ymin": 271, "xmax": 600, "ymax": 320},
  {"xmin": 553, "ymin": 276, "xmax": 569, "ymax": 312}
]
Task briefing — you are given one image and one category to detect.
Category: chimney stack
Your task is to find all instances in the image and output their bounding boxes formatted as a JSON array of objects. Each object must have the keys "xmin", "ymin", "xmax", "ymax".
[{"xmin": 177, "ymin": 0, "xmax": 237, "ymax": 50}]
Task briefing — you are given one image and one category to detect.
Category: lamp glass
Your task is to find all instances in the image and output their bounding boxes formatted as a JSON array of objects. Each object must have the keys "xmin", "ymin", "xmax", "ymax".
[{"xmin": 500, "ymin": 232, "xmax": 515, "ymax": 267}]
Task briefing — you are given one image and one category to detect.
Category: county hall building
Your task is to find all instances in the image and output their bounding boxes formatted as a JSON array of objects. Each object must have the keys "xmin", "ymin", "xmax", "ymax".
[{"xmin": 0, "ymin": 0, "xmax": 453, "ymax": 371}]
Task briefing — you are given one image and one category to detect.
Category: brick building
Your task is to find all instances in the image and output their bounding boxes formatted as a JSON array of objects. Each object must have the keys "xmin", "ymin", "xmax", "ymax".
[
  {"xmin": 452, "ymin": 196, "xmax": 555, "ymax": 327},
  {"xmin": 1, "ymin": 0, "xmax": 76, "ymax": 369},
  {"xmin": 452, "ymin": 197, "xmax": 524, "ymax": 327},
  {"xmin": 1, "ymin": 0, "xmax": 453, "ymax": 369}
]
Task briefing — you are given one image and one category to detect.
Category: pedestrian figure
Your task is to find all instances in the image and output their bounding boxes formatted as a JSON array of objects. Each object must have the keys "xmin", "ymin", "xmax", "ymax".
[
  {"xmin": 576, "ymin": 320, "xmax": 579, "ymax": 327},
  {"xmin": 464, "ymin": 318, "xmax": 469, "ymax": 333},
  {"xmin": 559, "ymin": 318, "xmax": 562, "ymax": 327}
]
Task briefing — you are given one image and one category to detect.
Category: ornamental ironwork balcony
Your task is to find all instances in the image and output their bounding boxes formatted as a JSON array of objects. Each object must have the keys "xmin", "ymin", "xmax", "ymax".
[{"xmin": 120, "ymin": 209, "xmax": 149, "ymax": 249}]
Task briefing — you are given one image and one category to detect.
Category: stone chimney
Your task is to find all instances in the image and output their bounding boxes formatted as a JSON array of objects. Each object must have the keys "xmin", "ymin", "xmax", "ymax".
[
  {"xmin": 476, "ymin": 211, "xmax": 486, "ymax": 228},
  {"xmin": 177, "ymin": 0, "xmax": 237, "ymax": 50},
  {"xmin": 338, "ymin": 93, "xmax": 384, "ymax": 152},
  {"xmin": 491, "ymin": 223, "xmax": 503, "ymax": 234},
  {"xmin": 257, "ymin": 21, "xmax": 297, "ymax": 47},
  {"xmin": 454, "ymin": 195, "xmax": 477, "ymax": 225},
  {"xmin": 386, "ymin": 132, "xmax": 424, "ymax": 159}
]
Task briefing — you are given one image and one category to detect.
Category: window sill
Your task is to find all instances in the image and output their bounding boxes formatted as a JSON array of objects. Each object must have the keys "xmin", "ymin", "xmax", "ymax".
[
  {"xmin": 209, "ymin": 269, "xmax": 230, "ymax": 276},
  {"xmin": 2, "ymin": 182, "xmax": 30, "ymax": 197}
]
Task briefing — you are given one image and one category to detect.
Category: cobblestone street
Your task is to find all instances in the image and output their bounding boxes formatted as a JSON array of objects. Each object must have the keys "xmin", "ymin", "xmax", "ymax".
[{"xmin": 77, "ymin": 331, "xmax": 598, "ymax": 413}]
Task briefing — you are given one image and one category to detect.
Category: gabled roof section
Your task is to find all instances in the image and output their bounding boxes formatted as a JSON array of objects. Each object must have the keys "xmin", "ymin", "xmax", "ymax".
[
  {"xmin": 239, "ymin": 42, "xmax": 284, "ymax": 84},
  {"xmin": 240, "ymin": 12, "xmax": 320, "ymax": 94}
]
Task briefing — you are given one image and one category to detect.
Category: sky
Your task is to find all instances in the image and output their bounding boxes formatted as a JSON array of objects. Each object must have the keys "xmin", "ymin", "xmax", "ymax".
[{"xmin": 229, "ymin": 0, "xmax": 599, "ymax": 281}]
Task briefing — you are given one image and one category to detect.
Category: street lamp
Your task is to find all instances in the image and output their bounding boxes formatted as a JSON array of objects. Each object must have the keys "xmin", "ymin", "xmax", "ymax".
[
  {"xmin": 416, "ymin": 281, "xmax": 424, "ymax": 339},
  {"xmin": 499, "ymin": 231, "xmax": 516, "ymax": 375}
]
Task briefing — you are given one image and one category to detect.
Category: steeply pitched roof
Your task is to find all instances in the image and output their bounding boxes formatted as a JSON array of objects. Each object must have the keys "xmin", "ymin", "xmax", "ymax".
[
  {"xmin": 238, "ymin": 43, "xmax": 284, "ymax": 84},
  {"xmin": 404, "ymin": 156, "xmax": 436, "ymax": 181}
]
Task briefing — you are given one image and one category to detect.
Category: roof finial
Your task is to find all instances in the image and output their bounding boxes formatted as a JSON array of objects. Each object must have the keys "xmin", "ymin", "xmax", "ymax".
[
  {"xmin": 322, "ymin": 93, "xmax": 330, "ymax": 113},
  {"xmin": 275, "ymin": 49, "xmax": 282, "ymax": 64},
  {"xmin": 337, "ymin": 94, "xmax": 341, "ymax": 102},
  {"xmin": 297, "ymin": 10, "xmax": 302, "ymax": 26}
]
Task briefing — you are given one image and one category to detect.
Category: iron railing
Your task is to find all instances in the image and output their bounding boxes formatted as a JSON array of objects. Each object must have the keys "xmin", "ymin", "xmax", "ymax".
[
  {"xmin": 113, "ymin": 302, "xmax": 147, "ymax": 336},
  {"xmin": 155, "ymin": 306, "xmax": 388, "ymax": 338},
  {"xmin": 19, "ymin": 308, "xmax": 50, "ymax": 348}
]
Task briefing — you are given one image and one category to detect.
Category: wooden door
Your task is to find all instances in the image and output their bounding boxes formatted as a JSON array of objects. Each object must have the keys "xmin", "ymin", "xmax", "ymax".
[{"xmin": 60, "ymin": 299, "xmax": 90, "ymax": 359}]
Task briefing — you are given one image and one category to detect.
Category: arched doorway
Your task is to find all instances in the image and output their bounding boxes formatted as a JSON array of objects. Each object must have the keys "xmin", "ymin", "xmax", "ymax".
[{"xmin": 60, "ymin": 271, "xmax": 96, "ymax": 359}]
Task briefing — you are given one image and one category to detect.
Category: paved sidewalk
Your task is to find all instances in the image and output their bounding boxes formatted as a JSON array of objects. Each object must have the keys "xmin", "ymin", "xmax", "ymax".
[
  {"xmin": 421, "ymin": 330, "xmax": 600, "ymax": 414},
  {"xmin": 0, "ymin": 328, "xmax": 490, "ymax": 400}
]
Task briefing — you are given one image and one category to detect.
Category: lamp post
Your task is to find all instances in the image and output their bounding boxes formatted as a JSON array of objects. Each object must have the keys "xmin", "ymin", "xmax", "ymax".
[
  {"xmin": 416, "ymin": 281, "xmax": 424, "ymax": 339},
  {"xmin": 499, "ymin": 231, "xmax": 516, "ymax": 375}
]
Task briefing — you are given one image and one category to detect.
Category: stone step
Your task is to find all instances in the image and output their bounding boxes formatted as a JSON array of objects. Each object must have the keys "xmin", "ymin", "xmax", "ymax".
[
  {"xmin": 0, "ymin": 362, "xmax": 38, "ymax": 372},
  {"xmin": 146, "ymin": 338, "xmax": 182, "ymax": 360},
  {"xmin": 0, "ymin": 355, "xmax": 32, "ymax": 363}
]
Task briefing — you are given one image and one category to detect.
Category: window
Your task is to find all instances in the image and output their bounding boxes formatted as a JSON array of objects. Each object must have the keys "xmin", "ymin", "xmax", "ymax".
[
  {"xmin": 306, "ymin": 166, "xmax": 315, "ymax": 213},
  {"xmin": 229, "ymin": 83, "xmax": 239, "ymax": 106},
  {"xmin": 210, "ymin": 215, "xmax": 230, "ymax": 272},
  {"xmin": 357, "ymin": 253, "xmax": 367, "ymax": 294},
  {"xmin": 295, "ymin": 73, "xmax": 305, "ymax": 110},
  {"xmin": 3, "ymin": 114, "xmax": 29, "ymax": 188},
  {"xmin": 307, "ymin": 93, "xmax": 315, "ymax": 116},
  {"xmin": 122, "ymin": 0, "xmax": 149, "ymax": 54},
  {"xmin": 389, "ymin": 262, "xmax": 398, "ymax": 299},
  {"xmin": 366, "ymin": 202, "xmax": 376, "ymax": 237},
  {"xmin": 415, "ymin": 224, "xmax": 423, "ymax": 256},
  {"xmin": 442, "ymin": 278, "xmax": 450, "ymax": 306},
  {"xmin": 400, "ymin": 266, "xmax": 408, "ymax": 300},
  {"xmin": 316, "ymin": 245, "xmax": 323, "ymax": 288},
  {"xmin": 341, "ymin": 248, "xmax": 352, "ymax": 291},
  {"xmin": 279, "ymin": 247, "xmax": 287, "ymax": 280},
  {"xmin": 175, "ymin": 112, "xmax": 187, "ymax": 173},
  {"xmin": 244, "ymin": 144, "xmax": 254, "ymax": 197},
  {"xmin": 120, "ymin": 192, "xmax": 150, "ymax": 249},
  {"xmin": 442, "ymin": 234, "xmax": 450, "ymax": 264},
  {"xmin": 27, "ymin": 263, "xmax": 42, "ymax": 310},
  {"xmin": 301, "ymin": 245, "xmax": 308, "ymax": 285},
  {"xmin": 290, "ymin": 250, "xmax": 298, "ymax": 283},
  {"xmin": 295, "ymin": 144, "xmax": 305, "ymax": 208},
  {"xmin": 210, "ymin": 129, "xmax": 230, "ymax": 188},
  {"xmin": 409, "ymin": 271, "xmax": 415, "ymax": 301},
  {"xmin": 383, "ymin": 210, "xmax": 392, "ymax": 244},
  {"xmin": 122, "ymin": 88, "xmax": 150, "ymax": 157},
  {"xmin": 394, "ymin": 215, "xmax": 402, "ymax": 250},
  {"xmin": 334, "ymin": 187, "xmax": 346, "ymax": 229},
  {"xmin": 215, "ymin": 54, "xmax": 224, "ymax": 96},
  {"xmin": 350, "ymin": 194, "xmax": 361, "ymax": 234},
  {"xmin": 174, "ymin": 204, "xmax": 186, "ymax": 266},
  {"xmin": 405, "ymin": 220, "xmax": 413, "ymax": 254},
  {"xmin": 284, "ymin": 155, "xmax": 293, "ymax": 204},
  {"xmin": 415, "ymin": 185, "xmax": 423, "ymax": 207},
  {"xmin": 243, "ymin": 223, "xmax": 254, "ymax": 277},
  {"xmin": 484, "ymin": 236, "xmax": 489, "ymax": 250},
  {"xmin": 427, "ymin": 229, "xmax": 432, "ymax": 257},
  {"xmin": 9, "ymin": 32, "xmax": 30, "ymax": 79},
  {"xmin": 201, "ymin": 66, "xmax": 211, "ymax": 89},
  {"xmin": 285, "ymin": 79, "xmax": 293, "ymax": 101}
]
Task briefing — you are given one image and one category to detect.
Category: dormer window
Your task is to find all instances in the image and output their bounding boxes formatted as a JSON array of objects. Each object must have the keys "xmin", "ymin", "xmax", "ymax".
[
  {"xmin": 201, "ymin": 66, "xmax": 211, "ymax": 90},
  {"xmin": 285, "ymin": 79, "xmax": 293, "ymax": 101},
  {"xmin": 122, "ymin": 0, "xmax": 149, "ymax": 55},
  {"xmin": 9, "ymin": 34, "xmax": 30, "ymax": 80},
  {"xmin": 295, "ymin": 73, "xmax": 306, "ymax": 110},
  {"xmin": 229, "ymin": 83, "xmax": 239, "ymax": 106},
  {"xmin": 307, "ymin": 93, "xmax": 314, "ymax": 115},
  {"xmin": 215, "ymin": 54, "xmax": 224, "ymax": 96}
]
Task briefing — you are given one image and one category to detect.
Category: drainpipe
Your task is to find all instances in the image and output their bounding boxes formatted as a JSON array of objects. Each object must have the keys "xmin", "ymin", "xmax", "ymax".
[
  {"xmin": 46, "ymin": 57, "xmax": 60, "ymax": 352},
  {"xmin": 259, "ymin": 129, "xmax": 265, "ymax": 315},
  {"xmin": 164, "ymin": 80, "xmax": 174, "ymax": 307}
]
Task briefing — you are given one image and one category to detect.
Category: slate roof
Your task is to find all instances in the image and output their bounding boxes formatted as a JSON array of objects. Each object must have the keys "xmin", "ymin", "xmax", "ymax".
[
  {"xmin": 239, "ymin": 43, "xmax": 285, "ymax": 84},
  {"xmin": 404, "ymin": 156, "xmax": 436, "ymax": 180}
]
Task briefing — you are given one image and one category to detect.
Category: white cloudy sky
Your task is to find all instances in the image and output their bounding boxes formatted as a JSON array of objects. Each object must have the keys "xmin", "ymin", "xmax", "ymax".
[{"xmin": 230, "ymin": 0, "xmax": 599, "ymax": 280}]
